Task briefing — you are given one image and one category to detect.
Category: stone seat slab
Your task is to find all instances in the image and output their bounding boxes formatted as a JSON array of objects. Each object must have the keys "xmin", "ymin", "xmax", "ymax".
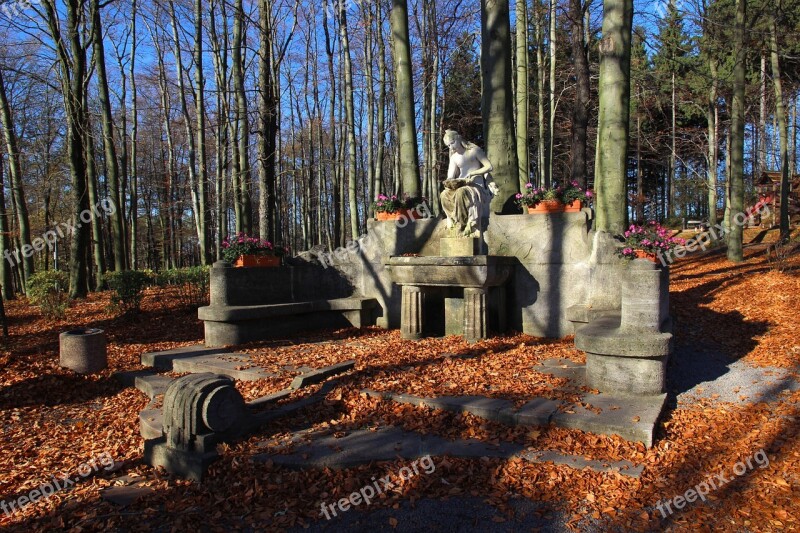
[
  {"xmin": 198, "ymin": 298, "xmax": 378, "ymax": 322},
  {"xmin": 575, "ymin": 315, "xmax": 672, "ymax": 358}
]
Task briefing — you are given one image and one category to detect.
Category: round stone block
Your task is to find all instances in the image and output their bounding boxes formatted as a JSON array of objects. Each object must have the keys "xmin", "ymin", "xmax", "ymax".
[{"xmin": 59, "ymin": 328, "xmax": 107, "ymax": 374}]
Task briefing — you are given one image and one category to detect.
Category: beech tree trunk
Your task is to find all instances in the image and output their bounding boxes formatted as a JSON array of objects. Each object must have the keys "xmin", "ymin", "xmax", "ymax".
[
  {"xmin": 482, "ymin": 0, "xmax": 519, "ymax": 213},
  {"xmin": 594, "ymin": 0, "xmax": 633, "ymax": 234}
]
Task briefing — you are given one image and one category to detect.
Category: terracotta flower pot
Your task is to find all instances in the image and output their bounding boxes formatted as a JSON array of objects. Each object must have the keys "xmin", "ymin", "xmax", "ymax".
[
  {"xmin": 565, "ymin": 200, "xmax": 583, "ymax": 212},
  {"xmin": 234, "ymin": 254, "xmax": 281, "ymax": 268},
  {"xmin": 634, "ymin": 250, "xmax": 658, "ymax": 262},
  {"xmin": 527, "ymin": 200, "xmax": 566, "ymax": 214},
  {"xmin": 376, "ymin": 208, "xmax": 422, "ymax": 222}
]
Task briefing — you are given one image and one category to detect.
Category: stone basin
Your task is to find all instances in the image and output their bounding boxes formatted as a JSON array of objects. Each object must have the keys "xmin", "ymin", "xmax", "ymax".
[{"xmin": 386, "ymin": 256, "xmax": 515, "ymax": 288}]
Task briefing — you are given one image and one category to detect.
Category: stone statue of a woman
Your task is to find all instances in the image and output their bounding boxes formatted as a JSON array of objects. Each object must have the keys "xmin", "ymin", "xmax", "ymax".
[{"xmin": 440, "ymin": 130, "xmax": 498, "ymax": 236}]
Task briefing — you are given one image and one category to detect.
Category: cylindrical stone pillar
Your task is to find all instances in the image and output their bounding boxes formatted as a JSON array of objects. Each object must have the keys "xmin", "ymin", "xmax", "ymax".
[
  {"xmin": 209, "ymin": 260, "xmax": 233, "ymax": 306},
  {"xmin": 59, "ymin": 328, "xmax": 107, "ymax": 374},
  {"xmin": 464, "ymin": 287, "xmax": 488, "ymax": 343},
  {"xmin": 401, "ymin": 285, "xmax": 425, "ymax": 340}
]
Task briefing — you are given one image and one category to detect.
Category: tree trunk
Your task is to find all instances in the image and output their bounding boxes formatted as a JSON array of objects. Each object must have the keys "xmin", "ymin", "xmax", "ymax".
[
  {"xmin": 516, "ymin": 0, "xmax": 530, "ymax": 188},
  {"xmin": 91, "ymin": 0, "xmax": 125, "ymax": 271},
  {"xmin": 233, "ymin": 0, "xmax": 252, "ymax": 234},
  {"xmin": 0, "ymin": 160, "xmax": 14, "ymax": 299},
  {"xmin": 548, "ymin": 0, "xmax": 556, "ymax": 186},
  {"xmin": 707, "ymin": 59, "xmax": 719, "ymax": 224},
  {"xmin": 194, "ymin": 0, "xmax": 211, "ymax": 264},
  {"xmin": 391, "ymin": 0, "xmax": 421, "ymax": 198},
  {"xmin": 482, "ymin": 0, "xmax": 520, "ymax": 213},
  {"xmin": 594, "ymin": 0, "xmax": 633, "ymax": 234},
  {"xmin": 570, "ymin": 0, "xmax": 590, "ymax": 187},
  {"xmin": 769, "ymin": 13, "xmax": 790, "ymax": 239},
  {"xmin": 534, "ymin": 0, "xmax": 547, "ymax": 187},
  {"xmin": 339, "ymin": 2, "xmax": 359, "ymax": 240},
  {"xmin": 129, "ymin": 0, "xmax": 139, "ymax": 268},
  {"xmin": 0, "ymin": 69, "xmax": 33, "ymax": 284},
  {"xmin": 728, "ymin": 0, "xmax": 746, "ymax": 263}
]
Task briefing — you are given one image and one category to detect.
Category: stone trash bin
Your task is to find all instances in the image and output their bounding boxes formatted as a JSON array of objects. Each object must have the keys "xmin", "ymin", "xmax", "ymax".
[{"xmin": 59, "ymin": 328, "xmax": 107, "ymax": 374}]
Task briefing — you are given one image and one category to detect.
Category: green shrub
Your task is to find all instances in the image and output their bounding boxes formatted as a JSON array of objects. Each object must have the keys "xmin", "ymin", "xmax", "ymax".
[
  {"xmin": 26, "ymin": 270, "xmax": 70, "ymax": 318},
  {"xmin": 154, "ymin": 266, "xmax": 210, "ymax": 308},
  {"xmin": 104, "ymin": 270, "xmax": 153, "ymax": 313}
]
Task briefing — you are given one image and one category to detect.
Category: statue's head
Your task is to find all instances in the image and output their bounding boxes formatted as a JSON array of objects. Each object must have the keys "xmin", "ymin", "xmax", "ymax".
[{"xmin": 443, "ymin": 129, "xmax": 461, "ymax": 148}]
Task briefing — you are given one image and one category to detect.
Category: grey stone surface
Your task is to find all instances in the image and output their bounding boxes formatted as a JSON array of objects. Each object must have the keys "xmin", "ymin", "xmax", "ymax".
[
  {"xmin": 551, "ymin": 393, "xmax": 668, "ymax": 448},
  {"xmin": 59, "ymin": 328, "xmax": 107, "ymax": 374},
  {"xmin": 295, "ymin": 496, "xmax": 578, "ymax": 533},
  {"xmin": 261, "ymin": 426, "xmax": 643, "ymax": 478},
  {"xmin": 247, "ymin": 388, "xmax": 294, "ymax": 409},
  {"xmin": 364, "ymin": 388, "xmax": 665, "ymax": 448},
  {"xmin": 135, "ymin": 374, "xmax": 175, "ymax": 399},
  {"xmin": 387, "ymin": 255, "xmax": 514, "ymax": 288},
  {"xmin": 142, "ymin": 345, "xmax": 228, "ymax": 370},
  {"xmin": 100, "ymin": 485, "xmax": 154, "ymax": 507},
  {"xmin": 199, "ymin": 298, "xmax": 378, "ymax": 348},
  {"xmin": 290, "ymin": 360, "xmax": 356, "ymax": 389},
  {"xmin": 171, "ymin": 353, "xmax": 276, "ymax": 382},
  {"xmin": 139, "ymin": 408, "xmax": 163, "ymax": 440},
  {"xmin": 440, "ymin": 237, "xmax": 480, "ymax": 257}
]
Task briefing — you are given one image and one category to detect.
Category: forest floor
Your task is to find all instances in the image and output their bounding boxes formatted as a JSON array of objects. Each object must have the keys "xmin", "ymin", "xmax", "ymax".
[{"xmin": 1, "ymin": 228, "xmax": 800, "ymax": 532}]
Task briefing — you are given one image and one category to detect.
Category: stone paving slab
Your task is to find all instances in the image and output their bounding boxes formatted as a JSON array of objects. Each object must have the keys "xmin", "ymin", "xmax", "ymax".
[
  {"xmin": 363, "ymin": 389, "xmax": 665, "ymax": 448},
  {"xmin": 552, "ymin": 393, "xmax": 668, "ymax": 447},
  {"xmin": 261, "ymin": 426, "xmax": 642, "ymax": 477},
  {"xmin": 100, "ymin": 485, "xmax": 155, "ymax": 507},
  {"xmin": 290, "ymin": 360, "xmax": 356, "ymax": 389}
]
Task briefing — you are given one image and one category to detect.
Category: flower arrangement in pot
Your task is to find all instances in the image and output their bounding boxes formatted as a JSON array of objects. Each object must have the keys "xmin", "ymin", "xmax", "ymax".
[
  {"xmin": 222, "ymin": 233, "xmax": 287, "ymax": 267},
  {"xmin": 561, "ymin": 181, "xmax": 594, "ymax": 212},
  {"xmin": 618, "ymin": 222, "xmax": 685, "ymax": 262},
  {"xmin": 515, "ymin": 183, "xmax": 565, "ymax": 213},
  {"xmin": 371, "ymin": 194, "xmax": 428, "ymax": 221}
]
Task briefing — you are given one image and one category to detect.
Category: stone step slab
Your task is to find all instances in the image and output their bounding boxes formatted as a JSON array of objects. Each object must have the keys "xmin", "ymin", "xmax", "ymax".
[
  {"xmin": 171, "ymin": 354, "xmax": 277, "ymax": 382},
  {"xmin": 135, "ymin": 374, "xmax": 175, "ymax": 399},
  {"xmin": 363, "ymin": 388, "xmax": 666, "ymax": 448},
  {"xmin": 259, "ymin": 426, "xmax": 643, "ymax": 478},
  {"xmin": 142, "ymin": 345, "xmax": 230, "ymax": 370}
]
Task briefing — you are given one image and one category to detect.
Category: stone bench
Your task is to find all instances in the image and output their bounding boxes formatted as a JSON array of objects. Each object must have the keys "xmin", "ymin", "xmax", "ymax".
[{"xmin": 199, "ymin": 297, "xmax": 379, "ymax": 347}]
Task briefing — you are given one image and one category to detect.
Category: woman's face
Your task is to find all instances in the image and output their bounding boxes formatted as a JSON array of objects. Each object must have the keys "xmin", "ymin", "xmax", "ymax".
[{"xmin": 444, "ymin": 134, "xmax": 460, "ymax": 149}]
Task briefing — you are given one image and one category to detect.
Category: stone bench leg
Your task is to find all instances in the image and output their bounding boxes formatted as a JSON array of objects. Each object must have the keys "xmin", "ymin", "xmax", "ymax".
[
  {"xmin": 401, "ymin": 285, "xmax": 425, "ymax": 340},
  {"xmin": 464, "ymin": 288, "xmax": 487, "ymax": 343}
]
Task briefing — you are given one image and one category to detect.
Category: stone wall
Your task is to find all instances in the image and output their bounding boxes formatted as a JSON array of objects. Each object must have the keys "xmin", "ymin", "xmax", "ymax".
[{"xmin": 309, "ymin": 210, "xmax": 634, "ymax": 339}]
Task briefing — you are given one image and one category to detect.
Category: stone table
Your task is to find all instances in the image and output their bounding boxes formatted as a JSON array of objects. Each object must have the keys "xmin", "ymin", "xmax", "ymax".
[{"xmin": 386, "ymin": 256, "xmax": 515, "ymax": 342}]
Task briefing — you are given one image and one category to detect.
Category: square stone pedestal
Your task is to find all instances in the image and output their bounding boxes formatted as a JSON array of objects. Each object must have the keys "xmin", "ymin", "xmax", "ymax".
[{"xmin": 440, "ymin": 237, "xmax": 480, "ymax": 257}]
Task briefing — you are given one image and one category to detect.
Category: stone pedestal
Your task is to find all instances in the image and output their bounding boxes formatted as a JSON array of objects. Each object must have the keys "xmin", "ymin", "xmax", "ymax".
[
  {"xmin": 401, "ymin": 285, "xmax": 425, "ymax": 340},
  {"xmin": 576, "ymin": 259, "xmax": 672, "ymax": 397},
  {"xmin": 59, "ymin": 328, "xmax": 107, "ymax": 374},
  {"xmin": 440, "ymin": 237, "xmax": 479, "ymax": 257}
]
